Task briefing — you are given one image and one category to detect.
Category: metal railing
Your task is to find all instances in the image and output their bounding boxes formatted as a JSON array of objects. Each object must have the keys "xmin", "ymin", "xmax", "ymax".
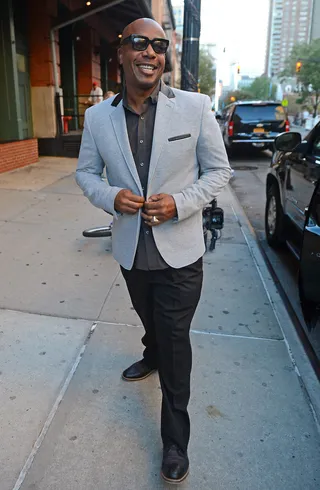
[{"xmin": 55, "ymin": 93, "xmax": 95, "ymax": 135}]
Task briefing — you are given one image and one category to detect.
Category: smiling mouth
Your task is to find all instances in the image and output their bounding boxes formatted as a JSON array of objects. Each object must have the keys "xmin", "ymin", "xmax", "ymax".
[{"xmin": 136, "ymin": 64, "xmax": 158, "ymax": 72}]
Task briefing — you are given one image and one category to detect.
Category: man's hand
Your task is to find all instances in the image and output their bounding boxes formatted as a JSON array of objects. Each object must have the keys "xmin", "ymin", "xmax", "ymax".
[
  {"xmin": 114, "ymin": 189, "xmax": 145, "ymax": 214},
  {"xmin": 142, "ymin": 194, "xmax": 177, "ymax": 226}
]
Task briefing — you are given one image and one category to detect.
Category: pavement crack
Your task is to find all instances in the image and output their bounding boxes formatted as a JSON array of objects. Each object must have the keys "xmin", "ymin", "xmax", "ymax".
[{"xmin": 97, "ymin": 269, "xmax": 122, "ymax": 321}]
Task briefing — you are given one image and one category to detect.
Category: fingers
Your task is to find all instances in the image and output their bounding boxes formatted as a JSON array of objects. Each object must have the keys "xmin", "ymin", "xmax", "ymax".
[
  {"xmin": 147, "ymin": 194, "xmax": 163, "ymax": 202},
  {"xmin": 127, "ymin": 193, "xmax": 145, "ymax": 204},
  {"xmin": 122, "ymin": 201, "xmax": 144, "ymax": 214},
  {"xmin": 115, "ymin": 189, "xmax": 145, "ymax": 214},
  {"xmin": 141, "ymin": 212, "xmax": 161, "ymax": 226},
  {"xmin": 144, "ymin": 201, "xmax": 163, "ymax": 213}
]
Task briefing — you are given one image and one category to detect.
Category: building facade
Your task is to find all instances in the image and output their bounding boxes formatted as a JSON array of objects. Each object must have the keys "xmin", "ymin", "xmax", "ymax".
[
  {"xmin": 265, "ymin": 0, "xmax": 314, "ymax": 77},
  {"xmin": 0, "ymin": 0, "xmax": 176, "ymax": 173},
  {"xmin": 311, "ymin": 0, "xmax": 320, "ymax": 40},
  {"xmin": 172, "ymin": 2, "xmax": 184, "ymax": 87}
]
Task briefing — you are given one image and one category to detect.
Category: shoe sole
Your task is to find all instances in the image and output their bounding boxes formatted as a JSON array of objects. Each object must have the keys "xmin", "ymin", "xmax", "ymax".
[
  {"xmin": 161, "ymin": 468, "xmax": 189, "ymax": 484},
  {"xmin": 121, "ymin": 369, "xmax": 157, "ymax": 382}
]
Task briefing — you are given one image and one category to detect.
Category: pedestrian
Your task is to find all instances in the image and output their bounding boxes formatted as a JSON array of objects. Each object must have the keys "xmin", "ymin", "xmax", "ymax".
[
  {"xmin": 104, "ymin": 90, "xmax": 115, "ymax": 100},
  {"xmin": 294, "ymin": 112, "xmax": 301, "ymax": 126},
  {"xmin": 76, "ymin": 17, "xmax": 231, "ymax": 484},
  {"xmin": 85, "ymin": 81, "xmax": 103, "ymax": 106},
  {"xmin": 302, "ymin": 107, "xmax": 310, "ymax": 126}
]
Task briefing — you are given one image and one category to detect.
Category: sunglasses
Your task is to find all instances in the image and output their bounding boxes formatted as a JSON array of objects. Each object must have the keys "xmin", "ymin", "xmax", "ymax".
[{"xmin": 120, "ymin": 34, "xmax": 169, "ymax": 55}]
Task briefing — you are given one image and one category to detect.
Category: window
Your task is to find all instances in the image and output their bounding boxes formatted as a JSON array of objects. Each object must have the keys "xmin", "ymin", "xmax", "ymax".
[
  {"xmin": 233, "ymin": 104, "xmax": 286, "ymax": 122},
  {"xmin": 311, "ymin": 132, "xmax": 320, "ymax": 159}
]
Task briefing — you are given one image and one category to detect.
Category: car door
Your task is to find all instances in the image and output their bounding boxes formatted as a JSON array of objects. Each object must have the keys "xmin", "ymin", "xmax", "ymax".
[
  {"xmin": 285, "ymin": 126, "xmax": 320, "ymax": 233},
  {"xmin": 299, "ymin": 127, "xmax": 320, "ymax": 329}
]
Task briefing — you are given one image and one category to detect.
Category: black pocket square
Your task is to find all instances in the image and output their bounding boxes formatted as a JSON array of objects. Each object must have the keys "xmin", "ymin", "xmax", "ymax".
[{"xmin": 168, "ymin": 134, "xmax": 191, "ymax": 142}]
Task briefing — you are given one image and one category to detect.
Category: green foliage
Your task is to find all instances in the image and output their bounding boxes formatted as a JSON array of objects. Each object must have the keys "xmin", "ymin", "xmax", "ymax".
[
  {"xmin": 248, "ymin": 76, "xmax": 272, "ymax": 100},
  {"xmin": 198, "ymin": 48, "xmax": 216, "ymax": 96},
  {"xmin": 223, "ymin": 76, "xmax": 277, "ymax": 105},
  {"xmin": 223, "ymin": 89, "xmax": 252, "ymax": 104},
  {"xmin": 282, "ymin": 39, "xmax": 320, "ymax": 116}
]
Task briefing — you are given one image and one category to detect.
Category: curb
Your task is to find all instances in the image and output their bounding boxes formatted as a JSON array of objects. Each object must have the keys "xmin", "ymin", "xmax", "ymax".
[{"xmin": 226, "ymin": 184, "xmax": 320, "ymax": 431}]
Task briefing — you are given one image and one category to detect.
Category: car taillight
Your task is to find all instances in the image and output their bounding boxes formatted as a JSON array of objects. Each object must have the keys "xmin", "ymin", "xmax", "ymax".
[
  {"xmin": 285, "ymin": 120, "xmax": 290, "ymax": 132},
  {"xmin": 228, "ymin": 121, "xmax": 234, "ymax": 137}
]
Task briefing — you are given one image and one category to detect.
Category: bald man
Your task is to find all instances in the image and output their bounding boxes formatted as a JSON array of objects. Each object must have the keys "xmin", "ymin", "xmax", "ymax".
[{"xmin": 76, "ymin": 18, "xmax": 231, "ymax": 484}]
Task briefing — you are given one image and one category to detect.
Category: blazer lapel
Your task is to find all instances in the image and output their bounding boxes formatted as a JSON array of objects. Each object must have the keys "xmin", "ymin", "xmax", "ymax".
[
  {"xmin": 110, "ymin": 101, "xmax": 142, "ymax": 193},
  {"xmin": 147, "ymin": 91, "xmax": 175, "ymax": 190}
]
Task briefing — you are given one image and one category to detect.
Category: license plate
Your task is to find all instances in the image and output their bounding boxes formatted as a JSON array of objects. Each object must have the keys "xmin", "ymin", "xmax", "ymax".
[{"xmin": 254, "ymin": 128, "xmax": 265, "ymax": 133}]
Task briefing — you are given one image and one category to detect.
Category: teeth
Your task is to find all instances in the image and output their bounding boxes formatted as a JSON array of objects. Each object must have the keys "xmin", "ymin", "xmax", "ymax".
[{"xmin": 139, "ymin": 65, "xmax": 155, "ymax": 70}]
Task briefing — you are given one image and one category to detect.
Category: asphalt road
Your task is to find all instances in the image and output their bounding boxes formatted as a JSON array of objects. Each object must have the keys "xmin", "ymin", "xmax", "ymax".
[{"xmin": 228, "ymin": 149, "xmax": 320, "ymax": 369}]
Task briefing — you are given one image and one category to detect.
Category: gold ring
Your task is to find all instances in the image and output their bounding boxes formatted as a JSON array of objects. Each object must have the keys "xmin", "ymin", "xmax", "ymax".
[{"xmin": 151, "ymin": 216, "xmax": 159, "ymax": 223}]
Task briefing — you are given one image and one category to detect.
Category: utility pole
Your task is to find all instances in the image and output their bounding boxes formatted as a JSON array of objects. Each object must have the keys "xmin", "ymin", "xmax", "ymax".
[{"xmin": 181, "ymin": 0, "xmax": 201, "ymax": 92}]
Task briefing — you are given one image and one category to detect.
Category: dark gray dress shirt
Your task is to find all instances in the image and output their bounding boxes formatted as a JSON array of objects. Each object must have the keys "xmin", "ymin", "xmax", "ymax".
[{"xmin": 112, "ymin": 82, "xmax": 175, "ymax": 270}]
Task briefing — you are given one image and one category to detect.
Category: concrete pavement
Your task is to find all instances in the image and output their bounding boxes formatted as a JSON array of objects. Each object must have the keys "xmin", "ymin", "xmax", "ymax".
[{"xmin": 0, "ymin": 158, "xmax": 319, "ymax": 490}]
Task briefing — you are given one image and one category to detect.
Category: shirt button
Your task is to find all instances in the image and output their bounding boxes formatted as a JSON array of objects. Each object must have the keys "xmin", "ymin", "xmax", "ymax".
[
  {"xmin": 140, "ymin": 162, "xmax": 144, "ymax": 167},
  {"xmin": 141, "ymin": 116, "xmax": 144, "ymax": 120},
  {"xmin": 140, "ymin": 140, "xmax": 144, "ymax": 144},
  {"xmin": 145, "ymin": 230, "xmax": 150, "ymax": 235}
]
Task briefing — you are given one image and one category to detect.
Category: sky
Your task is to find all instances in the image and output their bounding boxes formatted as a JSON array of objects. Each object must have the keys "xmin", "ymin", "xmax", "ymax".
[{"xmin": 172, "ymin": 0, "xmax": 271, "ymax": 78}]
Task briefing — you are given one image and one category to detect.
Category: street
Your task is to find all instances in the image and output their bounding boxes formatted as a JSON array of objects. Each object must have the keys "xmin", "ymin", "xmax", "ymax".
[
  {"xmin": 0, "ymin": 158, "xmax": 320, "ymax": 490},
  {"xmin": 228, "ymin": 149, "xmax": 320, "ymax": 365}
]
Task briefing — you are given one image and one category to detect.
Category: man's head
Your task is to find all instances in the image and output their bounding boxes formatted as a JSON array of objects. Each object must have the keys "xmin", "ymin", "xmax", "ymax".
[
  {"xmin": 104, "ymin": 90, "xmax": 115, "ymax": 99},
  {"xmin": 92, "ymin": 82, "xmax": 97, "ymax": 89},
  {"xmin": 118, "ymin": 18, "xmax": 168, "ymax": 91}
]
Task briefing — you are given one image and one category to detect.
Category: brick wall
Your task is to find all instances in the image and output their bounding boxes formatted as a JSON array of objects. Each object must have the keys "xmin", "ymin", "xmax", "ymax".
[
  {"xmin": 0, "ymin": 139, "xmax": 39, "ymax": 174},
  {"xmin": 27, "ymin": 0, "xmax": 60, "ymax": 87}
]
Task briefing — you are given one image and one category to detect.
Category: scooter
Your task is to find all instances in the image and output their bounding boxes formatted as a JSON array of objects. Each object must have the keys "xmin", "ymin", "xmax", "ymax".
[{"xmin": 82, "ymin": 200, "xmax": 224, "ymax": 252}]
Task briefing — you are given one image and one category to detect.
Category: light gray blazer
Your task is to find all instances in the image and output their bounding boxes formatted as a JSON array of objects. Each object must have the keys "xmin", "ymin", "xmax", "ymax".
[{"xmin": 76, "ymin": 87, "xmax": 231, "ymax": 270}]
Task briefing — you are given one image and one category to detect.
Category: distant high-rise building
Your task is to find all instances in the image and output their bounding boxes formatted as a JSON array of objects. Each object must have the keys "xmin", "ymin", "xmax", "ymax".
[
  {"xmin": 172, "ymin": 3, "xmax": 184, "ymax": 88},
  {"xmin": 173, "ymin": 3, "xmax": 184, "ymax": 35},
  {"xmin": 265, "ymin": 0, "xmax": 314, "ymax": 77},
  {"xmin": 311, "ymin": 0, "xmax": 320, "ymax": 40}
]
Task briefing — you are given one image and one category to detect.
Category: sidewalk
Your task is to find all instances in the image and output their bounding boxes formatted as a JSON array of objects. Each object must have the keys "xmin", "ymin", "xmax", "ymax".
[{"xmin": 0, "ymin": 158, "xmax": 319, "ymax": 490}]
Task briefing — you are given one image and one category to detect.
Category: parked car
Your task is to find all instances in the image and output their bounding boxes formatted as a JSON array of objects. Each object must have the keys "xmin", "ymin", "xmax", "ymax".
[
  {"xmin": 216, "ymin": 101, "xmax": 290, "ymax": 153},
  {"xmin": 265, "ymin": 124, "xmax": 320, "ymax": 329}
]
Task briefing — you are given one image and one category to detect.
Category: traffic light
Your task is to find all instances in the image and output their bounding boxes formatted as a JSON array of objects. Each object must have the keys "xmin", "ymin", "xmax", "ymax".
[
  {"xmin": 296, "ymin": 61, "xmax": 302, "ymax": 73},
  {"xmin": 237, "ymin": 65, "xmax": 240, "ymax": 75},
  {"xmin": 230, "ymin": 96, "xmax": 236, "ymax": 102}
]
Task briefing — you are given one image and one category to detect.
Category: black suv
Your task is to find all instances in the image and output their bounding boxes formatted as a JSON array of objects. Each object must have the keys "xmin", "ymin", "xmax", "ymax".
[
  {"xmin": 265, "ymin": 125, "xmax": 320, "ymax": 329},
  {"xmin": 217, "ymin": 101, "xmax": 290, "ymax": 153}
]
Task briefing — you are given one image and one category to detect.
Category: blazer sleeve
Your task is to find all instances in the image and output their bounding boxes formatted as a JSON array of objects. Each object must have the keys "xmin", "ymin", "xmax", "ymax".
[
  {"xmin": 172, "ymin": 95, "xmax": 231, "ymax": 222},
  {"xmin": 75, "ymin": 109, "xmax": 124, "ymax": 217}
]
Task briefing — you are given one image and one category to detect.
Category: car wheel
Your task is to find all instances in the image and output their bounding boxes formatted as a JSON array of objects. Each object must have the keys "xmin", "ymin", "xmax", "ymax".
[{"xmin": 265, "ymin": 183, "xmax": 286, "ymax": 248}]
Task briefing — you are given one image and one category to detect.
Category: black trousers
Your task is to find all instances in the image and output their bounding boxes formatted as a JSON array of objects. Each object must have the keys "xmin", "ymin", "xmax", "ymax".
[{"xmin": 121, "ymin": 257, "xmax": 203, "ymax": 452}]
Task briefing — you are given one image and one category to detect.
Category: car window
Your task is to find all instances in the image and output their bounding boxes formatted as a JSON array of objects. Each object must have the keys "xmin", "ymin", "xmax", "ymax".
[
  {"xmin": 311, "ymin": 131, "xmax": 320, "ymax": 158},
  {"xmin": 233, "ymin": 104, "xmax": 286, "ymax": 122}
]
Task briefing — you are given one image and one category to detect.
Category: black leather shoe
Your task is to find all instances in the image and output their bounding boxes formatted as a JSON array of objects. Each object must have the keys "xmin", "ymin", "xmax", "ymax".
[
  {"xmin": 161, "ymin": 444, "xmax": 189, "ymax": 484},
  {"xmin": 122, "ymin": 360, "xmax": 157, "ymax": 381}
]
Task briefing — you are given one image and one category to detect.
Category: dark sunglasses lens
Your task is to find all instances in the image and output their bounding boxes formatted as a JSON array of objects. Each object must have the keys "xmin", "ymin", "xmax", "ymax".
[
  {"xmin": 132, "ymin": 37, "xmax": 148, "ymax": 51},
  {"xmin": 152, "ymin": 40, "xmax": 168, "ymax": 54}
]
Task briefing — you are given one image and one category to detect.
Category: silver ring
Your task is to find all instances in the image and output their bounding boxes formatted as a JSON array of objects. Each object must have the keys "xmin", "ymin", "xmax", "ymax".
[{"xmin": 151, "ymin": 216, "xmax": 159, "ymax": 223}]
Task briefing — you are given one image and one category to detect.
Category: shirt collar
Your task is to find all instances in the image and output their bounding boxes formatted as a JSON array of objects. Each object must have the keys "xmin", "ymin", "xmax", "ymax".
[{"xmin": 112, "ymin": 80, "xmax": 175, "ymax": 108}]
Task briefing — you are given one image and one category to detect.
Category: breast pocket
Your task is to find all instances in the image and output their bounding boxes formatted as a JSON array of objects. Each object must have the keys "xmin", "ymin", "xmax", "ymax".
[{"xmin": 168, "ymin": 133, "xmax": 191, "ymax": 142}]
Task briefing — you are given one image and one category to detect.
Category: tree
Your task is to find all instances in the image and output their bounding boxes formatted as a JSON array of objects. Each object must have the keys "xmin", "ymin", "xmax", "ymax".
[
  {"xmin": 223, "ymin": 89, "xmax": 252, "ymax": 105},
  {"xmin": 282, "ymin": 39, "xmax": 320, "ymax": 117},
  {"xmin": 247, "ymin": 76, "xmax": 277, "ymax": 100},
  {"xmin": 198, "ymin": 48, "xmax": 216, "ymax": 96},
  {"xmin": 223, "ymin": 76, "xmax": 277, "ymax": 106}
]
